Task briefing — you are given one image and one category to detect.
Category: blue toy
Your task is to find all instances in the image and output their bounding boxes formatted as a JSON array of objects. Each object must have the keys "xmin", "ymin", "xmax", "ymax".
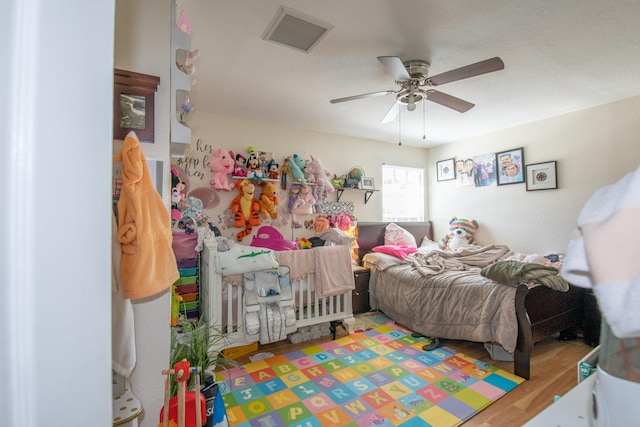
[{"xmin": 287, "ymin": 154, "xmax": 307, "ymax": 185}]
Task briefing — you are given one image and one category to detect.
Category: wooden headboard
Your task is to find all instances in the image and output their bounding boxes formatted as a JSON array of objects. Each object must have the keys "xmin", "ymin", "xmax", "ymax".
[{"xmin": 356, "ymin": 221, "xmax": 434, "ymax": 262}]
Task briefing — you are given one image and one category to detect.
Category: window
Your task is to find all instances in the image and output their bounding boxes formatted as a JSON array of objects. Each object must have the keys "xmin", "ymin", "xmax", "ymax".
[{"xmin": 382, "ymin": 165, "xmax": 424, "ymax": 222}]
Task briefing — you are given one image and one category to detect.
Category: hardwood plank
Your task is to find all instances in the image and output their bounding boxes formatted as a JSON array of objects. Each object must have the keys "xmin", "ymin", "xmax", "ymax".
[{"xmin": 220, "ymin": 320, "xmax": 593, "ymax": 426}]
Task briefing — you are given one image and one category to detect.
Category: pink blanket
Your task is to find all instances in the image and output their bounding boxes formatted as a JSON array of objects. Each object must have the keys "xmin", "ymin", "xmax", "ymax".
[
  {"xmin": 275, "ymin": 249, "xmax": 315, "ymax": 282},
  {"xmin": 315, "ymin": 245, "xmax": 355, "ymax": 297}
]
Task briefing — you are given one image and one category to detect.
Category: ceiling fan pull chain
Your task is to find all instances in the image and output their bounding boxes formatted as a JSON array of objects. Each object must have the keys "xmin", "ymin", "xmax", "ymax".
[
  {"xmin": 422, "ymin": 100, "xmax": 426, "ymax": 140},
  {"xmin": 398, "ymin": 108, "xmax": 402, "ymax": 146}
]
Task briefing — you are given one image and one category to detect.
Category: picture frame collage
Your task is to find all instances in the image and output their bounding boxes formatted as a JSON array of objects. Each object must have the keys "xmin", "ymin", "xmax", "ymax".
[{"xmin": 436, "ymin": 147, "xmax": 557, "ymax": 190}]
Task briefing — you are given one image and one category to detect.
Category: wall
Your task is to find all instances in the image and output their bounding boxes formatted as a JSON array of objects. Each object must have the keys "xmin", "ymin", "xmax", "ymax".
[
  {"xmin": 2, "ymin": 0, "xmax": 114, "ymax": 426},
  {"xmin": 114, "ymin": 0, "xmax": 171, "ymax": 425},
  {"xmin": 427, "ymin": 95, "xmax": 640, "ymax": 254},
  {"xmin": 174, "ymin": 112, "xmax": 429, "ymax": 241}
]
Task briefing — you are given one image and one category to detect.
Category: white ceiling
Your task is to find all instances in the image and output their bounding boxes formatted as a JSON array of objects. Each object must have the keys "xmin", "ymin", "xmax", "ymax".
[{"xmin": 180, "ymin": 0, "xmax": 640, "ymax": 147}]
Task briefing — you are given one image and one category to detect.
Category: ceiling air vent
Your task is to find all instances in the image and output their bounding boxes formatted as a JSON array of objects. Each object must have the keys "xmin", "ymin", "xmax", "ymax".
[{"xmin": 263, "ymin": 7, "xmax": 333, "ymax": 53}]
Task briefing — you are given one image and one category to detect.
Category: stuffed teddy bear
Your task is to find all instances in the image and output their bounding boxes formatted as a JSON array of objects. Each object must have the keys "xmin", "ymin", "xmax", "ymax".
[
  {"xmin": 308, "ymin": 155, "xmax": 335, "ymax": 193},
  {"xmin": 287, "ymin": 154, "xmax": 307, "ymax": 185},
  {"xmin": 258, "ymin": 181, "xmax": 280, "ymax": 219},
  {"xmin": 230, "ymin": 178, "xmax": 261, "ymax": 241},
  {"xmin": 439, "ymin": 217, "xmax": 479, "ymax": 251},
  {"xmin": 209, "ymin": 148, "xmax": 235, "ymax": 191}
]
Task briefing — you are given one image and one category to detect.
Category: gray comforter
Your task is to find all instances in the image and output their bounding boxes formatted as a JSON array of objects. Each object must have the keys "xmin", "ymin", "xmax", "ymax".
[{"xmin": 364, "ymin": 245, "xmax": 520, "ymax": 352}]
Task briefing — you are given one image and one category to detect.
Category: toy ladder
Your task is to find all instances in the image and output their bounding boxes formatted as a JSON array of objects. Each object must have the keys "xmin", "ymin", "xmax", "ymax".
[{"xmin": 159, "ymin": 360, "xmax": 202, "ymax": 427}]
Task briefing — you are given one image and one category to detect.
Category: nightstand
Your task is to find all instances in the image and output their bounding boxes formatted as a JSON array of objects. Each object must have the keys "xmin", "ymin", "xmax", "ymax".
[{"xmin": 352, "ymin": 267, "xmax": 370, "ymax": 313}]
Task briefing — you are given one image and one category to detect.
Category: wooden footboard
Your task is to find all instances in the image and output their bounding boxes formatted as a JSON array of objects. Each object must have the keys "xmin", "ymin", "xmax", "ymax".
[{"xmin": 514, "ymin": 284, "xmax": 584, "ymax": 379}]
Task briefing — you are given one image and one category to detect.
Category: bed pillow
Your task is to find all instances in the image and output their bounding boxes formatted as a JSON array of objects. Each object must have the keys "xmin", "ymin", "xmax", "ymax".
[
  {"xmin": 419, "ymin": 236, "xmax": 440, "ymax": 251},
  {"xmin": 384, "ymin": 223, "xmax": 417, "ymax": 247},
  {"xmin": 372, "ymin": 244, "xmax": 418, "ymax": 259},
  {"xmin": 362, "ymin": 252, "xmax": 404, "ymax": 271}
]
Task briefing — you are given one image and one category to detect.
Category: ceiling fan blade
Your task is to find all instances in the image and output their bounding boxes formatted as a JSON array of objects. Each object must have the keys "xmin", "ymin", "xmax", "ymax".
[
  {"xmin": 426, "ymin": 90, "xmax": 475, "ymax": 113},
  {"xmin": 330, "ymin": 90, "xmax": 395, "ymax": 104},
  {"xmin": 377, "ymin": 56, "xmax": 411, "ymax": 82},
  {"xmin": 381, "ymin": 101, "xmax": 399, "ymax": 124},
  {"xmin": 427, "ymin": 57, "xmax": 504, "ymax": 86}
]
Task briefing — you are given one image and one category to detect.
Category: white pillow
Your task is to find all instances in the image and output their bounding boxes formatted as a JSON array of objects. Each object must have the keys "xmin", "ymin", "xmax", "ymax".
[
  {"xmin": 384, "ymin": 223, "xmax": 417, "ymax": 247},
  {"xmin": 419, "ymin": 236, "xmax": 440, "ymax": 251}
]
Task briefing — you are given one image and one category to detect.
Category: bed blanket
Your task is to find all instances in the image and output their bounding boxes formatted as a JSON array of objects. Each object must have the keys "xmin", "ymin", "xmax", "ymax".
[
  {"xmin": 369, "ymin": 265, "xmax": 519, "ymax": 352},
  {"xmin": 481, "ymin": 260, "xmax": 569, "ymax": 292},
  {"xmin": 410, "ymin": 244, "xmax": 513, "ymax": 276}
]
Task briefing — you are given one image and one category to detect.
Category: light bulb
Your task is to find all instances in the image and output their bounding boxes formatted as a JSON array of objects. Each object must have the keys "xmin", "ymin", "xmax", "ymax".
[{"xmin": 407, "ymin": 101, "xmax": 416, "ymax": 112}]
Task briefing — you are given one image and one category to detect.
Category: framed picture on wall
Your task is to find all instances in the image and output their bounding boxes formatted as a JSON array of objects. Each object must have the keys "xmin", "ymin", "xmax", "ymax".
[
  {"xmin": 360, "ymin": 176, "xmax": 375, "ymax": 190},
  {"xmin": 436, "ymin": 158, "xmax": 456, "ymax": 182},
  {"xmin": 526, "ymin": 161, "xmax": 558, "ymax": 191},
  {"xmin": 496, "ymin": 147, "xmax": 525, "ymax": 185},
  {"xmin": 113, "ymin": 69, "xmax": 160, "ymax": 142}
]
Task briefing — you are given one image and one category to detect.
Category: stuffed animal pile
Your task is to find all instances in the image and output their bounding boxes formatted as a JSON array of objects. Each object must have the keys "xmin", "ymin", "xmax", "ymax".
[{"xmin": 439, "ymin": 217, "xmax": 479, "ymax": 251}]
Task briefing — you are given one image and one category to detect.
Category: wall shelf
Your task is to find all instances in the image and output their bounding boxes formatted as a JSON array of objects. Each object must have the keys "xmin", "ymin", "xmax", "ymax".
[
  {"xmin": 170, "ymin": 0, "xmax": 192, "ymax": 157},
  {"xmin": 335, "ymin": 187, "xmax": 378, "ymax": 204}
]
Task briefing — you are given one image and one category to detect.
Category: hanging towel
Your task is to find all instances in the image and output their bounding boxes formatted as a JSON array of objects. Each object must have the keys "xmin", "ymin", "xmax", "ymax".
[
  {"xmin": 114, "ymin": 131, "xmax": 179, "ymax": 299},
  {"xmin": 562, "ymin": 164, "xmax": 640, "ymax": 338},
  {"xmin": 111, "ymin": 210, "xmax": 136, "ymax": 377},
  {"xmin": 315, "ymin": 245, "xmax": 355, "ymax": 297}
]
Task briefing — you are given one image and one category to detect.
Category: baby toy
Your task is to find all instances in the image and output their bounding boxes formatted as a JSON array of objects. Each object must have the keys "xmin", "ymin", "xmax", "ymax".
[
  {"xmin": 209, "ymin": 148, "xmax": 235, "ymax": 191},
  {"xmin": 308, "ymin": 155, "xmax": 335, "ymax": 193},
  {"xmin": 439, "ymin": 217, "xmax": 479, "ymax": 251},
  {"xmin": 297, "ymin": 237, "xmax": 312, "ymax": 249},
  {"xmin": 299, "ymin": 184, "xmax": 316, "ymax": 210},
  {"xmin": 257, "ymin": 181, "xmax": 280, "ymax": 219},
  {"xmin": 230, "ymin": 178, "xmax": 261, "ymax": 241},
  {"xmin": 280, "ymin": 158, "xmax": 291, "ymax": 189},
  {"xmin": 287, "ymin": 154, "xmax": 307, "ymax": 185},
  {"xmin": 233, "ymin": 153, "xmax": 247, "ymax": 177},
  {"xmin": 267, "ymin": 160, "xmax": 279, "ymax": 180},
  {"xmin": 170, "ymin": 285, "xmax": 183, "ymax": 327},
  {"xmin": 245, "ymin": 152, "xmax": 263, "ymax": 181}
]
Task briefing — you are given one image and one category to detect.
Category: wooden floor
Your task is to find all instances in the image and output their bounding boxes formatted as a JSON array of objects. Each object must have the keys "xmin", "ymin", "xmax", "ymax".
[{"xmin": 225, "ymin": 317, "xmax": 594, "ymax": 427}]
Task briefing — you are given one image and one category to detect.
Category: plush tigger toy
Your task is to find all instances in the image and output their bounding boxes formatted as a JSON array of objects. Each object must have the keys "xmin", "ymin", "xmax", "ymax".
[{"xmin": 230, "ymin": 178, "xmax": 261, "ymax": 241}]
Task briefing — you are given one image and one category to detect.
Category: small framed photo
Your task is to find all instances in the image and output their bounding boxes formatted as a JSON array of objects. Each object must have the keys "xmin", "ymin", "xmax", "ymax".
[
  {"xmin": 360, "ymin": 176, "xmax": 375, "ymax": 190},
  {"xmin": 436, "ymin": 158, "xmax": 456, "ymax": 182},
  {"xmin": 526, "ymin": 161, "xmax": 558, "ymax": 191},
  {"xmin": 496, "ymin": 147, "xmax": 525, "ymax": 186},
  {"xmin": 113, "ymin": 69, "xmax": 160, "ymax": 142}
]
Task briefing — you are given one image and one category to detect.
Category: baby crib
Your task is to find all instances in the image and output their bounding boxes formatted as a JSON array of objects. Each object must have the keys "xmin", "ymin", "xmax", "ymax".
[{"xmin": 200, "ymin": 239, "xmax": 355, "ymax": 350}]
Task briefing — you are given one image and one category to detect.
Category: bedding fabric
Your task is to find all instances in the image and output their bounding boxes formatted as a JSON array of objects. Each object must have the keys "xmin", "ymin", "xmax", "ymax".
[
  {"xmin": 481, "ymin": 260, "xmax": 569, "ymax": 291},
  {"xmin": 364, "ymin": 244, "xmax": 520, "ymax": 352}
]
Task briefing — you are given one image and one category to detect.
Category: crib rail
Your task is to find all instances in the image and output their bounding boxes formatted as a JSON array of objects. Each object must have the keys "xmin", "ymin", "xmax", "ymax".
[{"xmin": 201, "ymin": 241, "xmax": 355, "ymax": 350}]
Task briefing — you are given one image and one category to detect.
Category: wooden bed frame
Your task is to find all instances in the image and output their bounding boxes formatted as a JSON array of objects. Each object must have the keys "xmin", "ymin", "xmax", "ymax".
[{"xmin": 356, "ymin": 221, "xmax": 585, "ymax": 380}]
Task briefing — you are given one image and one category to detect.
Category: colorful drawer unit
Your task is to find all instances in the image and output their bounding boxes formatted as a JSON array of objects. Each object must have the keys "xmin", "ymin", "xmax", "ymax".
[
  {"xmin": 177, "ymin": 258, "xmax": 198, "ymax": 269},
  {"xmin": 180, "ymin": 292, "xmax": 198, "ymax": 303},
  {"xmin": 179, "ymin": 301, "xmax": 198, "ymax": 312},
  {"xmin": 175, "ymin": 283, "xmax": 198, "ymax": 294},
  {"xmin": 179, "ymin": 267, "xmax": 198, "ymax": 277},
  {"xmin": 174, "ymin": 275, "xmax": 197, "ymax": 286}
]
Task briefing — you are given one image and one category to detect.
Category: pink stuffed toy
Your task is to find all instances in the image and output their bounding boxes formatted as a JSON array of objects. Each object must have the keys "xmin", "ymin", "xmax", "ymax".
[
  {"xmin": 299, "ymin": 184, "xmax": 316, "ymax": 209},
  {"xmin": 209, "ymin": 148, "xmax": 235, "ymax": 191},
  {"xmin": 308, "ymin": 155, "xmax": 335, "ymax": 193}
]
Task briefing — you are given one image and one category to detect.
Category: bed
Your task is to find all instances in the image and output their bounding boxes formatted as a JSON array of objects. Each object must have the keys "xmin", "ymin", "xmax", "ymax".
[{"xmin": 356, "ymin": 221, "xmax": 584, "ymax": 380}]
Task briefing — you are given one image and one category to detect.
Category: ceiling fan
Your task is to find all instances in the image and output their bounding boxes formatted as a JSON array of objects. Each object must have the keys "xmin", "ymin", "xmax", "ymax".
[{"xmin": 330, "ymin": 56, "xmax": 504, "ymax": 123}]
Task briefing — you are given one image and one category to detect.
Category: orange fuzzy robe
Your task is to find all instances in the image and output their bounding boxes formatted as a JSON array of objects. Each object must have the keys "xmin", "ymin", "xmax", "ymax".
[{"xmin": 114, "ymin": 131, "xmax": 179, "ymax": 299}]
